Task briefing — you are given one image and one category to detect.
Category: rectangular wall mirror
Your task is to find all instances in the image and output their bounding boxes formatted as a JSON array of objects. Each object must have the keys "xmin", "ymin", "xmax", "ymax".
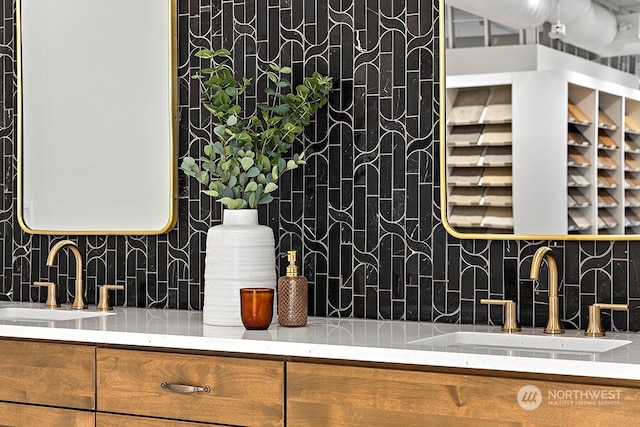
[
  {"xmin": 17, "ymin": 0, "xmax": 177, "ymax": 235},
  {"xmin": 441, "ymin": 0, "xmax": 640, "ymax": 241}
]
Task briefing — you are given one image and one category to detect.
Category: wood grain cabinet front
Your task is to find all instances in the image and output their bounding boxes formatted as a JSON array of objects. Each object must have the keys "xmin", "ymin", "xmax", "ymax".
[
  {"xmin": 287, "ymin": 361, "xmax": 640, "ymax": 427},
  {"xmin": 0, "ymin": 402, "xmax": 94, "ymax": 427},
  {"xmin": 0, "ymin": 339, "xmax": 95, "ymax": 410},
  {"xmin": 96, "ymin": 413, "xmax": 226, "ymax": 427},
  {"xmin": 97, "ymin": 348, "xmax": 284, "ymax": 426}
]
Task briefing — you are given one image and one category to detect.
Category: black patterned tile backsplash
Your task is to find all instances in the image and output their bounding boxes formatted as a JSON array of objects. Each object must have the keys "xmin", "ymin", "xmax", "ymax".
[{"xmin": 2, "ymin": 1, "xmax": 640, "ymax": 332}]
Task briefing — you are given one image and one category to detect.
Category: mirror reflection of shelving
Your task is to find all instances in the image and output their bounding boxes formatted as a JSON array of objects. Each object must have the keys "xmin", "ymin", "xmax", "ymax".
[
  {"xmin": 565, "ymin": 87, "xmax": 626, "ymax": 236},
  {"xmin": 446, "ymin": 85, "xmax": 513, "ymax": 233},
  {"xmin": 625, "ymin": 99, "xmax": 640, "ymax": 232},
  {"xmin": 567, "ymin": 84, "xmax": 595, "ymax": 235},
  {"xmin": 597, "ymin": 92, "xmax": 622, "ymax": 235}
]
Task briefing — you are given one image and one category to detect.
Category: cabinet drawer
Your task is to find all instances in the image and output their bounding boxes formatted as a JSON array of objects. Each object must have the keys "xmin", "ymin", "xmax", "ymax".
[
  {"xmin": 0, "ymin": 401, "xmax": 94, "ymax": 427},
  {"xmin": 97, "ymin": 348, "xmax": 284, "ymax": 426},
  {"xmin": 0, "ymin": 340, "xmax": 95, "ymax": 410},
  {"xmin": 288, "ymin": 362, "xmax": 640, "ymax": 427},
  {"xmin": 97, "ymin": 413, "xmax": 225, "ymax": 427}
]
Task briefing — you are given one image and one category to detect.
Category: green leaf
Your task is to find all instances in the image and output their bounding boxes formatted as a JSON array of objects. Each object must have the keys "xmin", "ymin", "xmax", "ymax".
[
  {"xmin": 272, "ymin": 104, "xmax": 290, "ymax": 115},
  {"xmin": 202, "ymin": 161, "xmax": 217, "ymax": 175},
  {"xmin": 248, "ymin": 192, "xmax": 257, "ymax": 208},
  {"xmin": 261, "ymin": 128, "xmax": 277, "ymax": 141},
  {"xmin": 258, "ymin": 154, "xmax": 271, "ymax": 171},
  {"xmin": 286, "ymin": 159, "xmax": 298, "ymax": 170},
  {"xmin": 259, "ymin": 194, "xmax": 274, "ymax": 205},
  {"xmin": 195, "ymin": 49, "xmax": 214, "ymax": 59},
  {"xmin": 246, "ymin": 166, "xmax": 260, "ymax": 178},
  {"xmin": 219, "ymin": 197, "xmax": 247, "ymax": 209},
  {"xmin": 181, "ymin": 156, "xmax": 196, "ymax": 169},
  {"xmin": 296, "ymin": 85, "xmax": 310, "ymax": 97},
  {"xmin": 210, "ymin": 181, "xmax": 225, "ymax": 192},
  {"xmin": 264, "ymin": 182, "xmax": 278, "ymax": 193},
  {"xmin": 227, "ymin": 115, "xmax": 238, "ymax": 126},
  {"xmin": 214, "ymin": 48, "xmax": 231, "ymax": 57},
  {"xmin": 237, "ymin": 131, "xmax": 253, "ymax": 144},
  {"xmin": 240, "ymin": 157, "xmax": 254, "ymax": 171},
  {"xmin": 245, "ymin": 181, "xmax": 258, "ymax": 192},
  {"xmin": 221, "ymin": 186, "xmax": 234, "ymax": 198},
  {"xmin": 212, "ymin": 141, "xmax": 225, "ymax": 156},
  {"xmin": 266, "ymin": 71, "xmax": 278, "ymax": 83},
  {"xmin": 214, "ymin": 125, "xmax": 226, "ymax": 138},
  {"xmin": 203, "ymin": 103, "xmax": 217, "ymax": 115},
  {"xmin": 280, "ymin": 66, "xmax": 292, "ymax": 74}
]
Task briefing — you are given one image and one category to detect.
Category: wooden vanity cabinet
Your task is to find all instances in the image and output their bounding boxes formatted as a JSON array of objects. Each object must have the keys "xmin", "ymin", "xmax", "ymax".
[
  {"xmin": 0, "ymin": 402, "xmax": 94, "ymax": 427},
  {"xmin": 0, "ymin": 339, "xmax": 95, "ymax": 409},
  {"xmin": 96, "ymin": 348, "xmax": 284, "ymax": 427},
  {"xmin": 96, "ymin": 413, "xmax": 218, "ymax": 426},
  {"xmin": 0, "ymin": 339, "xmax": 96, "ymax": 427},
  {"xmin": 3, "ymin": 336, "xmax": 640, "ymax": 426},
  {"xmin": 287, "ymin": 361, "xmax": 640, "ymax": 427}
]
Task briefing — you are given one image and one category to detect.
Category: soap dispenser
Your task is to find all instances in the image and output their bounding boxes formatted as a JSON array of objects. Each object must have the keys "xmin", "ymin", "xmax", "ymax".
[{"xmin": 277, "ymin": 250, "xmax": 308, "ymax": 327}]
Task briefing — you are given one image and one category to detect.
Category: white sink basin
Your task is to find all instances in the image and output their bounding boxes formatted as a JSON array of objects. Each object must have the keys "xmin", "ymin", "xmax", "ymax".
[
  {"xmin": 408, "ymin": 332, "xmax": 631, "ymax": 353},
  {"xmin": 0, "ymin": 307, "xmax": 115, "ymax": 322}
]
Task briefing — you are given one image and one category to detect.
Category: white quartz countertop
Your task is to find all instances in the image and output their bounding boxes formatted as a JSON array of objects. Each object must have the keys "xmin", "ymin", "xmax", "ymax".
[{"xmin": 0, "ymin": 302, "xmax": 639, "ymax": 381}]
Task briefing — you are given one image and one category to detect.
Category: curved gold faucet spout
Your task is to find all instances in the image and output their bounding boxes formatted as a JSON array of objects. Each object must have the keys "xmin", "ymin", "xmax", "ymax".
[
  {"xmin": 46, "ymin": 240, "xmax": 86, "ymax": 310},
  {"xmin": 530, "ymin": 246, "xmax": 563, "ymax": 334}
]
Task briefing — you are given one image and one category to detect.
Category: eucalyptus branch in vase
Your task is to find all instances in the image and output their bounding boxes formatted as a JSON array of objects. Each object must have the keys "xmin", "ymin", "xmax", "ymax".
[{"xmin": 182, "ymin": 49, "xmax": 333, "ymax": 209}]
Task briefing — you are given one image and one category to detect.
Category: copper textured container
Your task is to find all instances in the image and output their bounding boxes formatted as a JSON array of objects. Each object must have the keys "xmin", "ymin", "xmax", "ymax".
[
  {"xmin": 277, "ymin": 250, "xmax": 308, "ymax": 327},
  {"xmin": 278, "ymin": 277, "xmax": 308, "ymax": 327}
]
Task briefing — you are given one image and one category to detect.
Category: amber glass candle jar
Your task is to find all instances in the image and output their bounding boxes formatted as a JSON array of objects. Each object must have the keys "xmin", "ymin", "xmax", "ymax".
[{"xmin": 239, "ymin": 288, "xmax": 274, "ymax": 330}]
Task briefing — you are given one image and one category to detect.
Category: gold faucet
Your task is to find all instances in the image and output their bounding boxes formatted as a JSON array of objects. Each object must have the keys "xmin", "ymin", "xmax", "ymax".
[
  {"xmin": 46, "ymin": 240, "xmax": 87, "ymax": 310},
  {"xmin": 480, "ymin": 299, "xmax": 521, "ymax": 332},
  {"xmin": 529, "ymin": 246, "xmax": 564, "ymax": 334},
  {"xmin": 585, "ymin": 303, "xmax": 629, "ymax": 337}
]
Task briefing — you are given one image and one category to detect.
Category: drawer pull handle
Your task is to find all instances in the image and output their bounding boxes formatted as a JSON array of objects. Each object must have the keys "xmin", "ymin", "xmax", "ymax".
[{"xmin": 161, "ymin": 382, "xmax": 210, "ymax": 393}]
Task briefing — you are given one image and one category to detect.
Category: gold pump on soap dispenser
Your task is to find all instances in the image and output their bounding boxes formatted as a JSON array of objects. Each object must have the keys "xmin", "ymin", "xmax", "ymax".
[{"xmin": 277, "ymin": 250, "xmax": 308, "ymax": 327}]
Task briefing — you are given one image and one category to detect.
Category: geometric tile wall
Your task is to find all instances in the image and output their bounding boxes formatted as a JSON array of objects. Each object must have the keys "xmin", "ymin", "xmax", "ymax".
[{"xmin": 2, "ymin": 0, "xmax": 639, "ymax": 332}]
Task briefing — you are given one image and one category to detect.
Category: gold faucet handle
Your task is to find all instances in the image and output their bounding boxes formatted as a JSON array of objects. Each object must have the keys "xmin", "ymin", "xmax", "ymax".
[
  {"xmin": 97, "ymin": 284, "xmax": 124, "ymax": 311},
  {"xmin": 33, "ymin": 281, "xmax": 61, "ymax": 308},
  {"xmin": 585, "ymin": 303, "xmax": 629, "ymax": 337},
  {"xmin": 481, "ymin": 299, "xmax": 521, "ymax": 332}
]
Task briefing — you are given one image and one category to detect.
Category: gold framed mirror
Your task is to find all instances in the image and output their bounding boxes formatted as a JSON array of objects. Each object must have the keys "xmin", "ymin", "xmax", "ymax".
[
  {"xmin": 440, "ymin": 0, "xmax": 640, "ymax": 240},
  {"xmin": 17, "ymin": 0, "xmax": 178, "ymax": 235}
]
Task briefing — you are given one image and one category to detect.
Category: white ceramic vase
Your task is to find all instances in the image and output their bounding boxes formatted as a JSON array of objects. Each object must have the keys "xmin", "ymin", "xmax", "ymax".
[{"xmin": 203, "ymin": 209, "xmax": 277, "ymax": 326}]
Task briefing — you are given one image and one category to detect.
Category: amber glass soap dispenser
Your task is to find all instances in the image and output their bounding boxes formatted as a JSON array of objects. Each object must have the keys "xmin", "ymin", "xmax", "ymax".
[{"xmin": 277, "ymin": 250, "xmax": 308, "ymax": 327}]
